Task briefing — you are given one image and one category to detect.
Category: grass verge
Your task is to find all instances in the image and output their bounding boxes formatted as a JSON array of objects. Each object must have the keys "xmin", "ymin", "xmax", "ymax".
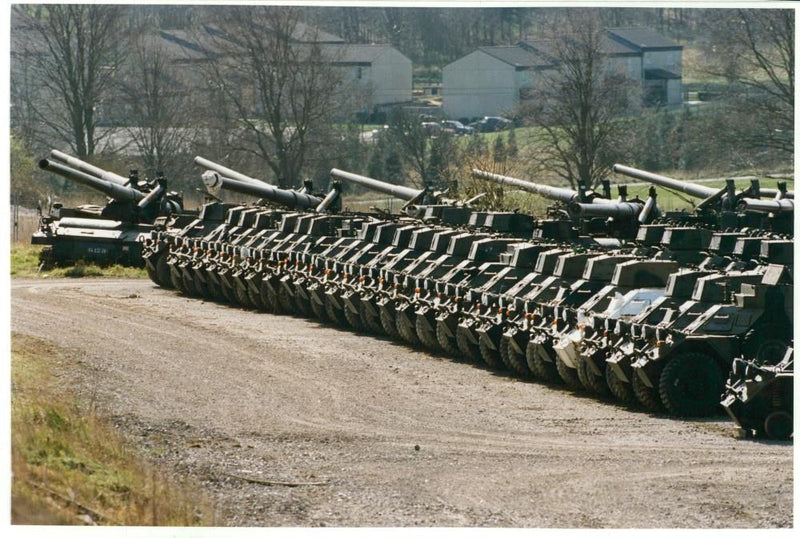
[
  {"xmin": 11, "ymin": 243, "xmax": 148, "ymax": 279},
  {"xmin": 11, "ymin": 332, "xmax": 218, "ymax": 526}
]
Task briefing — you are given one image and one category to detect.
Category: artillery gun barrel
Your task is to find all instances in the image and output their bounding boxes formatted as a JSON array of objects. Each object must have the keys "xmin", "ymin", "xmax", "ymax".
[
  {"xmin": 569, "ymin": 201, "xmax": 644, "ymax": 218},
  {"xmin": 39, "ymin": 159, "xmax": 145, "ymax": 203},
  {"xmin": 473, "ymin": 169, "xmax": 577, "ymax": 203},
  {"xmin": 137, "ymin": 182, "xmax": 165, "ymax": 209},
  {"xmin": 315, "ymin": 185, "xmax": 341, "ymax": 213},
  {"xmin": 737, "ymin": 198, "xmax": 794, "ymax": 213},
  {"xmin": 612, "ymin": 164, "xmax": 717, "ymax": 199},
  {"xmin": 50, "ymin": 149, "xmax": 130, "ymax": 186},
  {"xmin": 194, "ymin": 156, "xmax": 270, "ymax": 187},
  {"xmin": 201, "ymin": 171, "xmax": 323, "ymax": 209},
  {"xmin": 330, "ymin": 168, "xmax": 422, "ymax": 201}
]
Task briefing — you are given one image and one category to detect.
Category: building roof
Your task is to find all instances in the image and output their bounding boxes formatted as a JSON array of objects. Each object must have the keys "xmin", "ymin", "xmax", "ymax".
[
  {"xmin": 644, "ymin": 67, "xmax": 681, "ymax": 80},
  {"xmin": 605, "ymin": 27, "xmax": 682, "ymax": 51},
  {"xmin": 479, "ymin": 45, "xmax": 551, "ymax": 69},
  {"xmin": 320, "ymin": 43, "xmax": 407, "ymax": 64}
]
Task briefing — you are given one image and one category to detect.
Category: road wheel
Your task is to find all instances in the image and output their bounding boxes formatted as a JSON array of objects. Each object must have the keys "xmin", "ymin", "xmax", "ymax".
[
  {"xmin": 293, "ymin": 290, "xmax": 311, "ymax": 317},
  {"xmin": 632, "ymin": 370, "xmax": 663, "ymax": 412},
  {"xmin": 556, "ymin": 357, "xmax": 581, "ymax": 389},
  {"xmin": 38, "ymin": 246, "xmax": 54, "ymax": 271},
  {"xmin": 456, "ymin": 327, "xmax": 482, "ymax": 365},
  {"xmin": 478, "ymin": 335, "xmax": 505, "ymax": 370},
  {"xmin": 605, "ymin": 363, "xmax": 636, "ymax": 405},
  {"xmin": 576, "ymin": 355, "xmax": 609, "ymax": 396},
  {"xmin": 324, "ymin": 295, "xmax": 347, "ymax": 326},
  {"xmin": 416, "ymin": 315, "xmax": 441, "ymax": 351},
  {"xmin": 396, "ymin": 311, "xmax": 420, "ymax": 346},
  {"xmin": 380, "ymin": 307, "xmax": 401, "ymax": 340},
  {"xmin": 168, "ymin": 263, "xmax": 184, "ymax": 292},
  {"xmin": 156, "ymin": 254, "xmax": 173, "ymax": 289},
  {"xmin": 436, "ymin": 321, "xmax": 459, "ymax": 358},
  {"xmin": 247, "ymin": 283, "xmax": 268, "ymax": 312},
  {"xmin": 500, "ymin": 337, "xmax": 532, "ymax": 378},
  {"xmin": 309, "ymin": 297, "xmax": 327, "ymax": 321},
  {"xmin": 659, "ymin": 352, "xmax": 724, "ymax": 417},
  {"xmin": 233, "ymin": 281, "xmax": 253, "ymax": 308},
  {"xmin": 526, "ymin": 340, "xmax": 560, "ymax": 383},
  {"xmin": 260, "ymin": 281, "xmax": 282, "ymax": 313},
  {"xmin": 360, "ymin": 300, "xmax": 384, "ymax": 335},
  {"xmin": 145, "ymin": 259, "xmax": 161, "ymax": 286},
  {"xmin": 764, "ymin": 411, "xmax": 793, "ymax": 440},
  {"xmin": 343, "ymin": 303, "xmax": 364, "ymax": 332}
]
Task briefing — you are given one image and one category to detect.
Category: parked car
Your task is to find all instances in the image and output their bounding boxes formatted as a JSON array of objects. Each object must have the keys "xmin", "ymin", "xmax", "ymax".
[
  {"xmin": 420, "ymin": 121, "xmax": 443, "ymax": 135},
  {"xmin": 469, "ymin": 116, "xmax": 512, "ymax": 133},
  {"xmin": 441, "ymin": 120, "xmax": 475, "ymax": 135}
]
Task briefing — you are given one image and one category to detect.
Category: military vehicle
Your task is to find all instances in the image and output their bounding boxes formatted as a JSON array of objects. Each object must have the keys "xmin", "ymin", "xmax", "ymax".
[{"xmin": 33, "ymin": 152, "xmax": 184, "ymax": 269}]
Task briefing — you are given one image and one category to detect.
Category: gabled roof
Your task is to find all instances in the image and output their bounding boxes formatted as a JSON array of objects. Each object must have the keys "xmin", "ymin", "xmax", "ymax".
[
  {"xmin": 605, "ymin": 27, "xmax": 682, "ymax": 51},
  {"xmin": 478, "ymin": 45, "xmax": 552, "ymax": 69},
  {"xmin": 321, "ymin": 43, "xmax": 407, "ymax": 64}
]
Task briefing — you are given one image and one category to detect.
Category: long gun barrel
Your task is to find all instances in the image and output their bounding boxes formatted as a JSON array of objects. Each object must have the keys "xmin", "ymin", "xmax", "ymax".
[
  {"xmin": 472, "ymin": 169, "xmax": 613, "ymax": 204},
  {"xmin": 613, "ymin": 164, "xmax": 722, "ymax": 199},
  {"xmin": 194, "ymin": 156, "xmax": 271, "ymax": 187},
  {"xmin": 569, "ymin": 201, "xmax": 644, "ymax": 219},
  {"xmin": 330, "ymin": 168, "xmax": 423, "ymax": 201},
  {"xmin": 49, "ymin": 150, "xmax": 130, "ymax": 186},
  {"xmin": 201, "ymin": 171, "xmax": 323, "ymax": 209},
  {"xmin": 39, "ymin": 159, "xmax": 145, "ymax": 203},
  {"xmin": 737, "ymin": 198, "xmax": 794, "ymax": 213}
]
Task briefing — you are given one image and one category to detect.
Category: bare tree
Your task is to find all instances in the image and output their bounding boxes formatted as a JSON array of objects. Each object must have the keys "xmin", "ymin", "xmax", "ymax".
[
  {"xmin": 203, "ymin": 6, "xmax": 348, "ymax": 188},
  {"xmin": 119, "ymin": 37, "xmax": 197, "ymax": 182},
  {"xmin": 703, "ymin": 9, "xmax": 794, "ymax": 157},
  {"xmin": 385, "ymin": 109, "xmax": 459, "ymax": 189},
  {"xmin": 12, "ymin": 5, "xmax": 127, "ymax": 158},
  {"xmin": 520, "ymin": 14, "xmax": 639, "ymax": 189}
]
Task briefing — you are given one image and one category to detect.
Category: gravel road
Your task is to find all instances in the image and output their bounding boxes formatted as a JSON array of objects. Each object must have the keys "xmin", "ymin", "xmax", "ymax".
[{"xmin": 10, "ymin": 277, "xmax": 793, "ymax": 528}]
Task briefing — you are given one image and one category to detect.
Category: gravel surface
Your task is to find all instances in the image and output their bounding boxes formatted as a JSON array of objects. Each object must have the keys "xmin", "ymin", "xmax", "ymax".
[{"xmin": 11, "ymin": 277, "xmax": 793, "ymax": 528}]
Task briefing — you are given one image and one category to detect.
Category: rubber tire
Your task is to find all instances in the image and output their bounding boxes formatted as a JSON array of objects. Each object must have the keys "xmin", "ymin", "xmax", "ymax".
[
  {"xmin": 456, "ymin": 327, "xmax": 482, "ymax": 365},
  {"xmin": 526, "ymin": 340, "xmax": 561, "ymax": 383},
  {"xmin": 360, "ymin": 300, "xmax": 384, "ymax": 335},
  {"xmin": 576, "ymin": 355, "xmax": 609, "ymax": 396},
  {"xmin": 145, "ymin": 259, "xmax": 162, "ymax": 286},
  {"xmin": 156, "ymin": 254, "xmax": 174, "ymax": 289},
  {"xmin": 380, "ymin": 307, "xmax": 401, "ymax": 340},
  {"xmin": 500, "ymin": 337, "xmax": 532, "ymax": 378},
  {"xmin": 605, "ymin": 363, "xmax": 636, "ymax": 405},
  {"xmin": 478, "ymin": 335, "xmax": 505, "ymax": 370},
  {"xmin": 168, "ymin": 261, "xmax": 184, "ymax": 291},
  {"xmin": 659, "ymin": 352, "xmax": 724, "ymax": 417},
  {"xmin": 233, "ymin": 281, "xmax": 254, "ymax": 309},
  {"xmin": 309, "ymin": 297, "xmax": 327, "ymax": 321},
  {"xmin": 343, "ymin": 302, "xmax": 364, "ymax": 332},
  {"xmin": 293, "ymin": 290, "xmax": 311, "ymax": 317},
  {"xmin": 764, "ymin": 411, "xmax": 793, "ymax": 440},
  {"xmin": 247, "ymin": 281, "xmax": 268, "ymax": 312},
  {"xmin": 324, "ymin": 295, "xmax": 347, "ymax": 326},
  {"xmin": 261, "ymin": 281, "xmax": 282, "ymax": 313},
  {"xmin": 396, "ymin": 310, "xmax": 421, "ymax": 346},
  {"xmin": 556, "ymin": 357, "xmax": 582, "ymax": 389},
  {"xmin": 436, "ymin": 321, "xmax": 460, "ymax": 358},
  {"xmin": 416, "ymin": 315, "xmax": 441, "ymax": 351},
  {"xmin": 632, "ymin": 371, "xmax": 663, "ymax": 412}
]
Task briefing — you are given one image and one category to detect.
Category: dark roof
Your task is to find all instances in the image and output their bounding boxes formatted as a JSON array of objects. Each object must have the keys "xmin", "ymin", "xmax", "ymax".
[
  {"xmin": 479, "ymin": 45, "xmax": 551, "ymax": 68},
  {"xmin": 605, "ymin": 27, "xmax": 682, "ymax": 51},
  {"xmin": 292, "ymin": 21, "xmax": 345, "ymax": 44},
  {"xmin": 644, "ymin": 68, "xmax": 681, "ymax": 80}
]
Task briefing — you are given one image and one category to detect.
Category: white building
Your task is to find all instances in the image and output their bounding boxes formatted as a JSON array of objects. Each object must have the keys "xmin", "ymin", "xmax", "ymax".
[{"xmin": 442, "ymin": 27, "xmax": 682, "ymax": 120}]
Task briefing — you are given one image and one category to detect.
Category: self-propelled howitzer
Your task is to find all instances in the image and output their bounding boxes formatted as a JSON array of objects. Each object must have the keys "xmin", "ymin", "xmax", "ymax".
[{"xmin": 34, "ymin": 157, "xmax": 185, "ymax": 268}]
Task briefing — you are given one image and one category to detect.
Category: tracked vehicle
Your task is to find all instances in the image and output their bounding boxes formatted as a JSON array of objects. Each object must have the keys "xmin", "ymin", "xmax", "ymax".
[{"xmin": 33, "ymin": 151, "xmax": 184, "ymax": 268}]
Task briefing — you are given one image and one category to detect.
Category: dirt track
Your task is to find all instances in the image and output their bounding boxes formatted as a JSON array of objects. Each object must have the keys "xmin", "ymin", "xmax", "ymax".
[{"xmin": 10, "ymin": 277, "xmax": 793, "ymax": 528}]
